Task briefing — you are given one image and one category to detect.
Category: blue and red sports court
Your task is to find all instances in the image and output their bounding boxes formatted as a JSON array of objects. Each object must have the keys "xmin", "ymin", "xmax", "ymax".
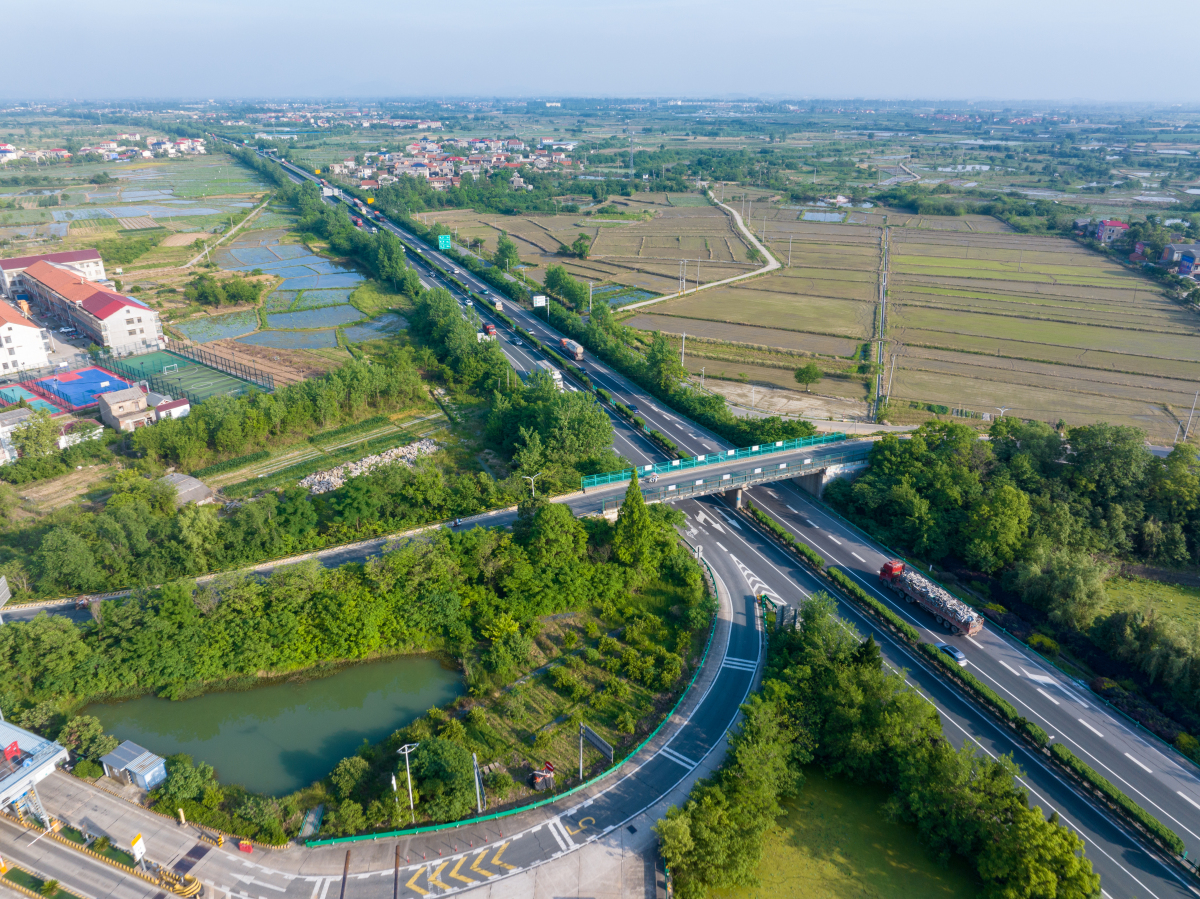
[{"xmin": 0, "ymin": 366, "xmax": 133, "ymax": 412}]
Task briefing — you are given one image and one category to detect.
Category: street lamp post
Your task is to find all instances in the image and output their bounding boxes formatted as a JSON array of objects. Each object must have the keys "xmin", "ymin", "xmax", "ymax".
[
  {"xmin": 397, "ymin": 743, "xmax": 419, "ymax": 824},
  {"xmin": 522, "ymin": 472, "xmax": 543, "ymax": 498}
]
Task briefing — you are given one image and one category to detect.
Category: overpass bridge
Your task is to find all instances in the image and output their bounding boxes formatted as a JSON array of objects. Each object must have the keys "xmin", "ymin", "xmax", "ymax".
[{"xmin": 599, "ymin": 443, "xmax": 872, "ymax": 513}]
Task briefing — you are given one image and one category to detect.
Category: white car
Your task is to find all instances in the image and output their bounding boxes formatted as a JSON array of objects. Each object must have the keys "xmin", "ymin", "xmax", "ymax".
[{"xmin": 936, "ymin": 643, "xmax": 968, "ymax": 667}]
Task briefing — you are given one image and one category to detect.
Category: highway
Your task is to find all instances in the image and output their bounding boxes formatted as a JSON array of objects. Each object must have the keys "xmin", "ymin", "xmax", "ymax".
[
  {"xmin": 298, "ymin": 161, "xmax": 1200, "ymax": 894},
  {"xmin": 10, "ymin": 143, "xmax": 1186, "ymax": 897}
]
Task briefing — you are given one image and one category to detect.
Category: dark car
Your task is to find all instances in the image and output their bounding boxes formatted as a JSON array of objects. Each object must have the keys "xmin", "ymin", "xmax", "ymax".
[
  {"xmin": 627, "ymin": 404, "xmax": 639, "ymax": 414},
  {"xmin": 935, "ymin": 642, "xmax": 968, "ymax": 667}
]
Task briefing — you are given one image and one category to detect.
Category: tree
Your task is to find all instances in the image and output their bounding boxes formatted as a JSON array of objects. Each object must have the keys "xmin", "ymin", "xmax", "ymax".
[
  {"xmin": 495, "ymin": 231, "xmax": 520, "ymax": 270},
  {"xmin": 614, "ymin": 470, "xmax": 654, "ymax": 566},
  {"xmin": 411, "ymin": 738, "xmax": 476, "ymax": 822},
  {"xmin": 57, "ymin": 716, "xmax": 117, "ymax": 761},
  {"xmin": 222, "ymin": 276, "xmax": 262, "ymax": 307},
  {"xmin": 963, "ymin": 484, "xmax": 1031, "ymax": 573},
  {"xmin": 159, "ymin": 754, "xmax": 216, "ymax": 806},
  {"xmin": 645, "ymin": 332, "xmax": 687, "ymax": 393},
  {"xmin": 13, "ymin": 409, "xmax": 60, "ymax": 459},
  {"xmin": 793, "ymin": 363, "xmax": 822, "ymax": 393},
  {"xmin": 570, "ymin": 233, "xmax": 591, "ymax": 259},
  {"xmin": 330, "ymin": 755, "xmax": 370, "ymax": 801}
]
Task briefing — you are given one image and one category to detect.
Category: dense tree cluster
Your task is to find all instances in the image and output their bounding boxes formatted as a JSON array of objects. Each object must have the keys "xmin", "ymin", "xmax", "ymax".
[
  {"xmin": 658, "ymin": 597, "xmax": 1099, "ymax": 899},
  {"xmin": 825, "ymin": 419, "xmax": 1200, "ymax": 724}
]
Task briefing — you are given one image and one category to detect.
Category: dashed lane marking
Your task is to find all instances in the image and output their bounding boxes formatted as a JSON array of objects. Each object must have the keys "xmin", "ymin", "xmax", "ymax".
[
  {"xmin": 965, "ymin": 636, "xmax": 984, "ymax": 649},
  {"xmin": 1079, "ymin": 719, "xmax": 1105, "ymax": 738},
  {"xmin": 1125, "ymin": 752, "xmax": 1153, "ymax": 773},
  {"xmin": 1037, "ymin": 687, "xmax": 1060, "ymax": 705},
  {"xmin": 999, "ymin": 659, "xmax": 1020, "ymax": 676},
  {"xmin": 1177, "ymin": 791, "xmax": 1200, "ymax": 811},
  {"xmin": 716, "ymin": 541, "xmax": 727, "ymax": 552}
]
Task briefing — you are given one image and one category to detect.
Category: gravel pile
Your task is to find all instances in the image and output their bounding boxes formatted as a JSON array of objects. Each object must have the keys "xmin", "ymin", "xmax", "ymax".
[{"xmin": 300, "ymin": 439, "xmax": 439, "ymax": 494}]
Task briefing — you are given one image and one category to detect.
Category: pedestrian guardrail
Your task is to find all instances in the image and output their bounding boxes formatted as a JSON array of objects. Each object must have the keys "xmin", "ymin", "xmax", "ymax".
[
  {"xmin": 581, "ymin": 433, "xmax": 849, "ymax": 490},
  {"xmin": 602, "ymin": 446, "xmax": 872, "ymax": 511}
]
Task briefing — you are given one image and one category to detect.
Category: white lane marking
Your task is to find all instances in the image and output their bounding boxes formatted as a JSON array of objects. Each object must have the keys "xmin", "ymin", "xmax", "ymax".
[
  {"xmin": 805, "ymin": 519, "xmax": 816, "ymax": 527},
  {"xmin": 318, "ymin": 878, "xmax": 333, "ymax": 899},
  {"xmin": 999, "ymin": 659, "xmax": 1020, "ymax": 676},
  {"xmin": 966, "ymin": 636, "xmax": 984, "ymax": 649},
  {"xmin": 1124, "ymin": 752, "xmax": 1153, "ymax": 773},
  {"xmin": 715, "ymin": 541, "xmax": 727, "ymax": 552},
  {"xmin": 786, "ymin": 505, "xmax": 798, "ymax": 513},
  {"xmin": 829, "ymin": 535, "xmax": 843, "ymax": 545},
  {"xmin": 851, "ymin": 552, "xmax": 865, "ymax": 563},
  {"xmin": 721, "ymin": 658, "xmax": 758, "ymax": 672},
  {"xmin": 1036, "ymin": 687, "xmax": 1060, "ymax": 705},
  {"xmin": 1079, "ymin": 719, "xmax": 1105, "ymax": 738},
  {"xmin": 1177, "ymin": 791, "xmax": 1200, "ymax": 811},
  {"xmin": 660, "ymin": 746, "xmax": 698, "ymax": 768},
  {"xmin": 729, "ymin": 554, "xmax": 784, "ymax": 605},
  {"xmin": 546, "ymin": 819, "xmax": 570, "ymax": 852}
]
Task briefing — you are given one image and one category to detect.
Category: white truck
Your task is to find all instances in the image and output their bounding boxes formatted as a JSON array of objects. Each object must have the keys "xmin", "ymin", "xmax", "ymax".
[{"xmin": 534, "ymin": 360, "xmax": 563, "ymax": 390}]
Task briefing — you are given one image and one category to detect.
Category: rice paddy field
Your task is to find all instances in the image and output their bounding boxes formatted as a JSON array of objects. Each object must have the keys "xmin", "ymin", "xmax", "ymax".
[
  {"xmin": 422, "ymin": 191, "xmax": 755, "ymax": 298},
  {"xmin": 0, "ymin": 155, "xmax": 269, "ymax": 254},
  {"xmin": 886, "ymin": 228, "xmax": 1199, "ymax": 440},
  {"xmin": 622, "ymin": 219, "xmax": 882, "ymax": 353}
]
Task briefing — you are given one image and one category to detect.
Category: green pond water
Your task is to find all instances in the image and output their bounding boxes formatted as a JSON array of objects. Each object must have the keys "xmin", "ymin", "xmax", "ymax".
[{"xmin": 87, "ymin": 657, "xmax": 462, "ymax": 796}]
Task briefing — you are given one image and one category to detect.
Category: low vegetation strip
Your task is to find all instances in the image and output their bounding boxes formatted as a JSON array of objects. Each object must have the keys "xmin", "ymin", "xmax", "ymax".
[
  {"xmin": 308, "ymin": 415, "xmax": 391, "ymax": 445},
  {"xmin": 1049, "ymin": 743, "xmax": 1187, "ymax": 855},
  {"xmin": 191, "ymin": 450, "xmax": 271, "ymax": 479}
]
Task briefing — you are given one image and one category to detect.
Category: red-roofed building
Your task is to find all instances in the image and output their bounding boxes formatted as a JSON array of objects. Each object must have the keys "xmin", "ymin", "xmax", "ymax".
[
  {"xmin": 1097, "ymin": 220, "xmax": 1129, "ymax": 244},
  {"xmin": 0, "ymin": 249, "xmax": 105, "ymax": 294},
  {"xmin": 17, "ymin": 261, "xmax": 164, "ymax": 354},
  {"xmin": 154, "ymin": 397, "xmax": 191, "ymax": 421},
  {"xmin": 0, "ymin": 301, "xmax": 51, "ymax": 373}
]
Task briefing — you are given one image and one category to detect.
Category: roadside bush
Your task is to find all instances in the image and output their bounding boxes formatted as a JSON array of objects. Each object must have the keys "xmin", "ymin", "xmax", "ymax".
[
  {"xmin": 72, "ymin": 759, "xmax": 102, "ymax": 780},
  {"xmin": 1027, "ymin": 633, "xmax": 1060, "ymax": 657}
]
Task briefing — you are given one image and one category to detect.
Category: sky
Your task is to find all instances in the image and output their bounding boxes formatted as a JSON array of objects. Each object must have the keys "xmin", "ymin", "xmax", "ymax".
[{"xmin": 1, "ymin": 0, "xmax": 1170, "ymax": 103}]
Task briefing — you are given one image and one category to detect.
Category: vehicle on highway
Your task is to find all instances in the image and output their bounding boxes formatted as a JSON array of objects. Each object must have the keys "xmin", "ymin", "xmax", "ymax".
[
  {"xmin": 534, "ymin": 360, "xmax": 564, "ymax": 390},
  {"xmin": 513, "ymin": 339, "xmax": 522, "ymax": 346},
  {"xmin": 647, "ymin": 474, "xmax": 660, "ymax": 483},
  {"xmin": 628, "ymin": 404, "xmax": 639, "ymax": 414},
  {"xmin": 560, "ymin": 338, "xmax": 585, "ymax": 361},
  {"xmin": 453, "ymin": 268, "xmax": 461, "ymax": 274},
  {"xmin": 936, "ymin": 643, "xmax": 968, "ymax": 667},
  {"xmin": 484, "ymin": 324, "xmax": 497, "ymax": 336},
  {"xmin": 879, "ymin": 559, "xmax": 983, "ymax": 635},
  {"xmin": 525, "ymin": 327, "xmax": 534, "ymax": 335}
]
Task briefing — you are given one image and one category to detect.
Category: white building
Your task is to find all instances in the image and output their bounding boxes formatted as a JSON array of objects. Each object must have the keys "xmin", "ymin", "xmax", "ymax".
[
  {"xmin": 0, "ymin": 302, "xmax": 51, "ymax": 374},
  {"xmin": 0, "ymin": 406, "xmax": 35, "ymax": 465},
  {"xmin": 0, "ymin": 249, "xmax": 105, "ymax": 296}
]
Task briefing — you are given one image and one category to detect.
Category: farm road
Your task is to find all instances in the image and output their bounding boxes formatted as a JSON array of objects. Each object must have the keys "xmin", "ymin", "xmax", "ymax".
[{"xmin": 618, "ymin": 190, "xmax": 779, "ymax": 312}]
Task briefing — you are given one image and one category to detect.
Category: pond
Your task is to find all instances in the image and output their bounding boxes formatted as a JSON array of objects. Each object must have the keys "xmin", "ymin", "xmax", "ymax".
[{"xmin": 87, "ymin": 656, "xmax": 462, "ymax": 795}]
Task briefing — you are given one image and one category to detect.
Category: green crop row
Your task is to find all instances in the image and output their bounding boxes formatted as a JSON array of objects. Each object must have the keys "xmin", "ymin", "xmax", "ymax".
[
  {"xmin": 191, "ymin": 450, "xmax": 270, "ymax": 479},
  {"xmin": 1050, "ymin": 743, "xmax": 1186, "ymax": 855},
  {"xmin": 743, "ymin": 501, "xmax": 826, "ymax": 569},
  {"xmin": 309, "ymin": 415, "xmax": 390, "ymax": 445}
]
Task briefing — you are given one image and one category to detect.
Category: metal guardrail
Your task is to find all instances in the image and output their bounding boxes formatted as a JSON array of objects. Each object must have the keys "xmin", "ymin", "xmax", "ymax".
[
  {"xmin": 581, "ymin": 433, "xmax": 849, "ymax": 489},
  {"xmin": 602, "ymin": 447, "xmax": 872, "ymax": 511}
]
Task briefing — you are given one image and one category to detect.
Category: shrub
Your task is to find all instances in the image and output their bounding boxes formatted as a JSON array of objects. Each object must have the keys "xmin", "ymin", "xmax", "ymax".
[
  {"xmin": 191, "ymin": 450, "xmax": 270, "ymax": 479},
  {"xmin": 485, "ymin": 770, "xmax": 514, "ymax": 801},
  {"xmin": 1027, "ymin": 633, "xmax": 1060, "ymax": 657},
  {"xmin": 72, "ymin": 759, "xmax": 102, "ymax": 780},
  {"xmin": 1176, "ymin": 732, "xmax": 1200, "ymax": 762}
]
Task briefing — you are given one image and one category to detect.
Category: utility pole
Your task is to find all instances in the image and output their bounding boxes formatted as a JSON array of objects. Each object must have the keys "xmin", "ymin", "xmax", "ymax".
[
  {"xmin": 588, "ymin": 281, "xmax": 593, "ymax": 315},
  {"xmin": 473, "ymin": 753, "xmax": 484, "ymax": 814},
  {"xmin": 397, "ymin": 744, "xmax": 419, "ymax": 824},
  {"xmin": 788, "ymin": 235, "xmax": 793, "ymax": 266},
  {"xmin": 995, "ymin": 407, "xmax": 1010, "ymax": 418},
  {"xmin": 700, "ymin": 366, "xmax": 705, "ymax": 388},
  {"xmin": 680, "ymin": 333, "xmax": 686, "ymax": 364},
  {"xmin": 1185, "ymin": 390, "xmax": 1199, "ymax": 440}
]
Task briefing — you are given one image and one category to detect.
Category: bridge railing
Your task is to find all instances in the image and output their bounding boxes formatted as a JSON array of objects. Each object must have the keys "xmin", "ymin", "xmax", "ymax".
[
  {"xmin": 602, "ymin": 446, "xmax": 872, "ymax": 512},
  {"xmin": 581, "ymin": 432, "xmax": 849, "ymax": 490}
]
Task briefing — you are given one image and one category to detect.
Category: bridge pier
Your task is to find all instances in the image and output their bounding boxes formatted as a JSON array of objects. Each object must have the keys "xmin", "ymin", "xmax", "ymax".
[{"xmin": 792, "ymin": 460, "xmax": 869, "ymax": 499}]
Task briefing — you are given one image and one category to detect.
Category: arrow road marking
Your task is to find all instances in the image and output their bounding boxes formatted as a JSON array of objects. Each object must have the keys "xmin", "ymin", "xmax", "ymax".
[
  {"xmin": 448, "ymin": 854, "xmax": 476, "ymax": 884},
  {"xmin": 429, "ymin": 861, "xmax": 452, "ymax": 890},
  {"xmin": 491, "ymin": 842, "xmax": 516, "ymax": 871},
  {"xmin": 470, "ymin": 849, "xmax": 498, "ymax": 878},
  {"xmin": 405, "ymin": 869, "xmax": 429, "ymax": 896}
]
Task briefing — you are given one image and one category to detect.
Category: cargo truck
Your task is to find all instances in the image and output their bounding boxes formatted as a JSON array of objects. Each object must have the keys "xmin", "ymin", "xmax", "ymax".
[
  {"xmin": 484, "ymin": 324, "xmax": 497, "ymax": 336},
  {"xmin": 493, "ymin": 299, "xmax": 504, "ymax": 313},
  {"xmin": 559, "ymin": 338, "xmax": 584, "ymax": 361},
  {"xmin": 534, "ymin": 360, "xmax": 563, "ymax": 390},
  {"xmin": 878, "ymin": 560, "xmax": 983, "ymax": 636}
]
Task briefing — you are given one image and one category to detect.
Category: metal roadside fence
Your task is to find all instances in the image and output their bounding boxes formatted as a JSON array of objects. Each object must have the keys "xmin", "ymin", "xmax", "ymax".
[{"xmin": 581, "ymin": 432, "xmax": 850, "ymax": 490}]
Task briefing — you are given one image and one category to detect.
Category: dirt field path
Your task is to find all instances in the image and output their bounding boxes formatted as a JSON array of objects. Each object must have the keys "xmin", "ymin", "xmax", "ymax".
[{"xmin": 618, "ymin": 190, "xmax": 780, "ymax": 312}]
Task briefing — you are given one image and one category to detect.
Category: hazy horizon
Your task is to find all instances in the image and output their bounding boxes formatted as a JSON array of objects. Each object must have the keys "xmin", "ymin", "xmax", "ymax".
[{"xmin": 2, "ymin": 0, "xmax": 1180, "ymax": 104}]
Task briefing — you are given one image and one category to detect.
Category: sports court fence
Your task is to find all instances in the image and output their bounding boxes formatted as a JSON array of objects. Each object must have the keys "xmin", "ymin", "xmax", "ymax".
[
  {"xmin": 171, "ymin": 343, "xmax": 274, "ymax": 392},
  {"xmin": 100, "ymin": 357, "xmax": 211, "ymax": 410}
]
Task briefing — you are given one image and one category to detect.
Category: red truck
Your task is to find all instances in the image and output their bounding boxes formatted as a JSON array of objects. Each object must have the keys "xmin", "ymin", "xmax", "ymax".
[
  {"xmin": 484, "ymin": 324, "xmax": 497, "ymax": 336},
  {"xmin": 351, "ymin": 216, "xmax": 363, "ymax": 227},
  {"xmin": 560, "ymin": 338, "xmax": 584, "ymax": 361},
  {"xmin": 879, "ymin": 560, "xmax": 983, "ymax": 636}
]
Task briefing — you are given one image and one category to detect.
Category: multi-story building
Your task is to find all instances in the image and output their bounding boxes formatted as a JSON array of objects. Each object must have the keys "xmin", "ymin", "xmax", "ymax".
[
  {"xmin": 16, "ymin": 260, "xmax": 164, "ymax": 355},
  {"xmin": 0, "ymin": 249, "xmax": 105, "ymax": 295},
  {"xmin": 0, "ymin": 301, "xmax": 52, "ymax": 374},
  {"xmin": 98, "ymin": 387, "xmax": 153, "ymax": 432}
]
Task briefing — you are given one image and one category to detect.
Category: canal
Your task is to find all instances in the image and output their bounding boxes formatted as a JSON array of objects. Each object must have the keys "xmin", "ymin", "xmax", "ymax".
[{"xmin": 87, "ymin": 657, "xmax": 462, "ymax": 795}]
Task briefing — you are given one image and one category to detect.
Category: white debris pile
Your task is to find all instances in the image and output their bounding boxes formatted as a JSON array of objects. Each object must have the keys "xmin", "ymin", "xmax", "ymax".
[{"xmin": 299, "ymin": 440, "xmax": 439, "ymax": 494}]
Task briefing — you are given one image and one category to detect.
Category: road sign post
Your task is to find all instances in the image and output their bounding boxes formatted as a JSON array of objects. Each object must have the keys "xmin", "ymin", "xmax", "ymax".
[
  {"xmin": 130, "ymin": 833, "xmax": 146, "ymax": 870},
  {"xmin": 438, "ymin": 234, "xmax": 451, "ymax": 251},
  {"xmin": 397, "ymin": 744, "xmax": 419, "ymax": 824}
]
